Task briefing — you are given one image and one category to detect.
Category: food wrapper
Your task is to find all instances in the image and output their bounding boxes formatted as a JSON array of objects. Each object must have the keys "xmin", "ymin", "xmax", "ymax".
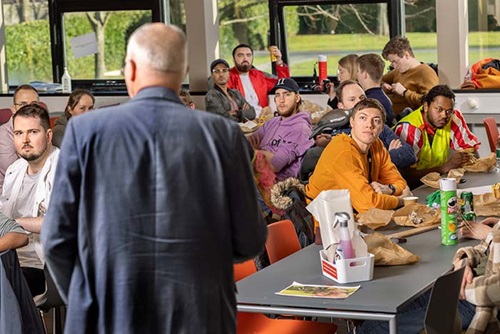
[
  {"xmin": 493, "ymin": 183, "xmax": 500, "ymax": 199},
  {"xmin": 306, "ymin": 190, "xmax": 368, "ymax": 262},
  {"xmin": 474, "ymin": 192, "xmax": 500, "ymax": 216},
  {"xmin": 392, "ymin": 203, "xmax": 440, "ymax": 227},
  {"xmin": 356, "ymin": 208, "xmax": 394, "ymax": 230},
  {"xmin": 464, "ymin": 153, "xmax": 496, "ymax": 173},
  {"xmin": 420, "ymin": 169, "xmax": 464, "ymax": 189},
  {"xmin": 363, "ymin": 232, "xmax": 420, "ymax": 265}
]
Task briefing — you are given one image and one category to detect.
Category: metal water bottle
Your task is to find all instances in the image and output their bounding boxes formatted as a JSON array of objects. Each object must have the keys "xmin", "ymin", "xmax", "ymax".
[{"xmin": 318, "ymin": 55, "xmax": 327, "ymax": 91}]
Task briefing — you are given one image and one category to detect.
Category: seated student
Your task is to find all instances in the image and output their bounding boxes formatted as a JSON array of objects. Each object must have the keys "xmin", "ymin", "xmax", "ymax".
[
  {"xmin": 300, "ymin": 80, "xmax": 415, "ymax": 182},
  {"xmin": 306, "ymin": 98, "xmax": 411, "ymax": 213},
  {"xmin": 179, "ymin": 89, "xmax": 196, "ymax": 109},
  {"xmin": 381, "ymin": 36, "xmax": 439, "ymax": 117},
  {"xmin": 357, "ymin": 219, "xmax": 500, "ymax": 334},
  {"xmin": 1, "ymin": 104, "xmax": 60, "ymax": 297},
  {"xmin": 205, "ymin": 58, "xmax": 255, "ymax": 122},
  {"xmin": 52, "ymin": 89, "xmax": 95, "ymax": 147},
  {"xmin": 356, "ymin": 53, "xmax": 394, "ymax": 125},
  {"xmin": 247, "ymin": 78, "xmax": 313, "ymax": 182},
  {"xmin": 394, "ymin": 84, "xmax": 479, "ymax": 188},
  {"xmin": 326, "ymin": 54, "xmax": 358, "ymax": 110}
]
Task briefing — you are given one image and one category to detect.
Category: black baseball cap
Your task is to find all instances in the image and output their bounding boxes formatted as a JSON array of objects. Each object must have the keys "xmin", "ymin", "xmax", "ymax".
[
  {"xmin": 210, "ymin": 59, "xmax": 230, "ymax": 72},
  {"xmin": 270, "ymin": 78, "xmax": 300, "ymax": 94}
]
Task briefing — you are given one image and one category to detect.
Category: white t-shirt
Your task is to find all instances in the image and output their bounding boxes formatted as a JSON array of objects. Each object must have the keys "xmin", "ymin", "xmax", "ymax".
[{"xmin": 240, "ymin": 74, "xmax": 262, "ymax": 117}]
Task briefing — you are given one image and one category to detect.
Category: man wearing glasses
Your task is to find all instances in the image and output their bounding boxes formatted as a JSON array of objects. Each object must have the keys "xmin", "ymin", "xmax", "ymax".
[
  {"xmin": 0, "ymin": 85, "xmax": 39, "ymax": 192},
  {"xmin": 205, "ymin": 58, "xmax": 255, "ymax": 122},
  {"xmin": 394, "ymin": 84, "xmax": 479, "ymax": 187}
]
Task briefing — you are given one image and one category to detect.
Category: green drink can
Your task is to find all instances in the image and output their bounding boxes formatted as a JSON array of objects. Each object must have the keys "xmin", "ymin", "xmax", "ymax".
[
  {"xmin": 460, "ymin": 191, "xmax": 474, "ymax": 214},
  {"xmin": 440, "ymin": 178, "xmax": 458, "ymax": 245}
]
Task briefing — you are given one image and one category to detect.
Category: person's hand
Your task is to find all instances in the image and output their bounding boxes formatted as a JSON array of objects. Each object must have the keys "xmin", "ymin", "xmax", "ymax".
[
  {"xmin": 388, "ymin": 138, "xmax": 402, "ymax": 151},
  {"xmin": 401, "ymin": 186, "xmax": 412, "ymax": 197},
  {"xmin": 269, "ymin": 46, "xmax": 283, "ymax": 64},
  {"xmin": 478, "ymin": 217, "xmax": 500, "ymax": 227},
  {"xmin": 370, "ymin": 181, "xmax": 392, "ymax": 195},
  {"xmin": 242, "ymin": 103, "xmax": 250, "ymax": 110},
  {"xmin": 453, "ymin": 259, "xmax": 473, "ymax": 300},
  {"xmin": 391, "ymin": 82, "xmax": 406, "ymax": 96},
  {"xmin": 315, "ymin": 134, "xmax": 332, "ymax": 147},
  {"xmin": 247, "ymin": 134, "xmax": 260, "ymax": 150},
  {"xmin": 442, "ymin": 151, "xmax": 470, "ymax": 173},
  {"xmin": 460, "ymin": 221, "xmax": 492, "ymax": 240},
  {"xmin": 382, "ymin": 82, "xmax": 393, "ymax": 93}
]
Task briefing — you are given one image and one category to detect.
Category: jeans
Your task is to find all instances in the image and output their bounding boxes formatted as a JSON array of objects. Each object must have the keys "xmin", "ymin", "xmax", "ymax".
[{"xmin": 356, "ymin": 290, "xmax": 476, "ymax": 334}]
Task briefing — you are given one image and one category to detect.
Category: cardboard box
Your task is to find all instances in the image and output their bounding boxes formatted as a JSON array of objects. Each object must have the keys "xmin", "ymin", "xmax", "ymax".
[{"xmin": 320, "ymin": 250, "xmax": 374, "ymax": 284}]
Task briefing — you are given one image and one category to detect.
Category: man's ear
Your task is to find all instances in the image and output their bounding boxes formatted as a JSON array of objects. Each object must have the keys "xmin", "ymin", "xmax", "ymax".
[
  {"xmin": 46, "ymin": 128, "xmax": 53, "ymax": 143},
  {"xmin": 128, "ymin": 59, "xmax": 137, "ymax": 82}
]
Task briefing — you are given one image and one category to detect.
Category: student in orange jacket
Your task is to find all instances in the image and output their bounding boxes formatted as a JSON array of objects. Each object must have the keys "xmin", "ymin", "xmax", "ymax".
[{"xmin": 306, "ymin": 98, "xmax": 412, "ymax": 213}]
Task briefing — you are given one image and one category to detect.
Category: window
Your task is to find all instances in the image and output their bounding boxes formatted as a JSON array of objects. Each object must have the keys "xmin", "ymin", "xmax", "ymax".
[{"xmin": 468, "ymin": 0, "xmax": 500, "ymax": 65}]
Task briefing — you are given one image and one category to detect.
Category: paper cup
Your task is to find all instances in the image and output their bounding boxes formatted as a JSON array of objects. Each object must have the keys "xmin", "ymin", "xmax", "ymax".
[{"xmin": 403, "ymin": 196, "xmax": 419, "ymax": 206}]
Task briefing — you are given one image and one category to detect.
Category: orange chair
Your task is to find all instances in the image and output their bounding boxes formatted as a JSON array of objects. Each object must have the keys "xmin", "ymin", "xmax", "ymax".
[
  {"xmin": 483, "ymin": 117, "xmax": 499, "ymax": 153},
  {"xmin": 265, "ymin": 220, "xmax": 302, "ymax": 264},
  {"xmin": 234, "ymin": 260, "xmax": 337, "ymax": 334}
]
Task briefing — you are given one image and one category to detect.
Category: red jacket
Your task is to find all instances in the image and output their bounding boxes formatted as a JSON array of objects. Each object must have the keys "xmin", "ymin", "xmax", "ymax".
[{"xmin": 227, "ymin": 65, "xmax": 290, "ymax": 108}]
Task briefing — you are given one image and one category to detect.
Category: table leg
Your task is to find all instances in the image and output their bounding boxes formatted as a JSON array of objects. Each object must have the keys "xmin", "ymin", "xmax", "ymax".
[{"xmin": 389, "ymin": 316, "xmax": 397, "ymax": 334}]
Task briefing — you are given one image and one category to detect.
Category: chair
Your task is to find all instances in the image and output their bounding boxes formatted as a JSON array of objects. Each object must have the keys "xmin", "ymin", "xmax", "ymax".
[
  {"xmin": 265, "ymin": 220, "xmax": 302, "ymax": 264},
  {"xmin": 483, "ymin": 117, "xmax": 499, "ymax": 153},
  {"xmin": 424, "ymin": 260, "xmax": 466, "ymax": 334},
  {"xmin": 234, "ymin": 259, "xmax": 337, "ymax": 334},
  {"xmin": 0, "ymin": 108, "xmax": 12, "ymax": 125},
  {"xmin": 49, "ymin": 111, "xmax": 64, "ymax": 129},
  {"xmin": 34, "ymin": 266, "xmax": 66, "ymax": 334}
]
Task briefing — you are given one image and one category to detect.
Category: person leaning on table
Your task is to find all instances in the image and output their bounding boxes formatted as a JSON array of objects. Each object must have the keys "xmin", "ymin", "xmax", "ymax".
[
  {"xmin": 305, "ymin": 98, "xmax": 412, "ymax": 214},
  {"xmin": 356, "ymin": 218, "xmax": 500, "ymax": 333}
]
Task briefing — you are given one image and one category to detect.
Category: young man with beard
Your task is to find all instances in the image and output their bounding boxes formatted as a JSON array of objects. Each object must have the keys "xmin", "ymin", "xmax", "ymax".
[
  {"xmin": 0, "ymin": 85, "xmax": 39, "ymax": 192},
  {"xmin": 394, "ymin": 84, "xmax": 479, "ymax": 187},
  {"xmin": 205, "ymin": 58, "xmax": 255, "ymax": 122},
  {"xmin": 247, "ymin": 78, "xmax": 313, "ymax": 181},
  {"xmin": 306, "ymin": 98, "xmax": 411, "ymax": 213},
  {"xmin": 0, "ymin": 103, "xmax": 59, "ymax": 297},
  {"xmin": 227, "ymin": 44, "xmax": 290, "ymax": 116}
]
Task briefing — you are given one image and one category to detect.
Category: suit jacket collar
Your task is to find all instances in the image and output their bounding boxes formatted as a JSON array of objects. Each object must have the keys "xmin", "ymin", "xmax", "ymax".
[{"xmin": 135, "ymin": 86, "xmax": 183, "ymax": 105}]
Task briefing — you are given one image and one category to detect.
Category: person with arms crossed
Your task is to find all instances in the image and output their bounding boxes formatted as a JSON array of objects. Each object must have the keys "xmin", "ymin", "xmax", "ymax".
[
  {"xmin": 42, "ymin": 23, "xmax": 266, "ymax": 334},
  {"xmin": 0, "ymin": 103, "xmax": 59, "ymax": 297},
  {"xmin": 227, "ymin": 44, "xmax": 290, "ymax": 117},
  {"xmin": 205, "ymin": 58, "xmax": 255, "ymax": 122},
  {"xmin": 306, "ymin": 98, "xmax": 412, "ymax": 213},
  {"xmin": 394, "ymin": 84, "xmax": 479, "ymax": 188}
]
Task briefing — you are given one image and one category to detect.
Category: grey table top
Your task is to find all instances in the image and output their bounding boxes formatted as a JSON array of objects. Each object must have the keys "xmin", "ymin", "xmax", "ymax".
[{"xmin": 237, "ymin": 171, "xmax": 500, "ymax": 316}]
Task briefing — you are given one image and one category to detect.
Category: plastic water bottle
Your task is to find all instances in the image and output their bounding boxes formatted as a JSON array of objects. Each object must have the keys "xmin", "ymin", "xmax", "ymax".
[
  {"xmin": 318, "ymin": 55, "xmax": 327, "ymax": 91},
  {"xmin": 496, "ymin": 140, "xmax": 500, "ymax": 173},
  {"xmin": 61, "ymin": 67, "xmax": 72, "ymax": 94},
  {"xmin": 334, "ymin": 212, "xmax": 354, "ymax": 259}
]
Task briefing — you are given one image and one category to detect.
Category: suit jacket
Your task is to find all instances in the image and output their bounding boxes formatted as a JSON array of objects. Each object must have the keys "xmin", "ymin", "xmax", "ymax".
[{"xmin": 42, "ymin": 86, "xmax": 266, "ymax": 334}]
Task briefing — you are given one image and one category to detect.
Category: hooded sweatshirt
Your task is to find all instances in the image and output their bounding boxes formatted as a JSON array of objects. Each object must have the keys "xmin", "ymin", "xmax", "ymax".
[{"xmin": 253, "ymin": 111, "xmax": 313, "ymax": 181}]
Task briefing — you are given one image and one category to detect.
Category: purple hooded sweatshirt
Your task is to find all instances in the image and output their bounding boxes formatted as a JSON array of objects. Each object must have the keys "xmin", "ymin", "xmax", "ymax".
[{"xmin": 253, "ymin": 111, "xmax": 314, "ymax": 181}]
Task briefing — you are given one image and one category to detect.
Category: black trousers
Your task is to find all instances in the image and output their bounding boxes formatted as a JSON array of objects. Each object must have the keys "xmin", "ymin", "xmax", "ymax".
[{"xmin": 21, "ymin": 266, "xmax": 45, "ymax": 297}]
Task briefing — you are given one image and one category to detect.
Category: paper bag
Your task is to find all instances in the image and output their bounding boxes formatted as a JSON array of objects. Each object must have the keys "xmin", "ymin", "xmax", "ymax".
[
  {"xmin": 363, "ymin": 232, "xmax": 420, "ymax": 265},
  {"xmin": 356, "ymin": 208, "xmax": 394, "ymax": 230},
  {"xmin": 464, "ymin": 153, "xmax": 496, "ymax": 173},
  {"xmin": 420, "ymin": 169, "xmax": 463, "ymax": 189},
  {"xmin": 392, "ymin": 203, "xmax": 440, "ymax": 227},
  {"xmin": 474, "ymin": 193, "xmax": 500, "ymax": 216},
  {"xmin": 306, "ymin": 190, "xmax": 368, "ymax": 262}
]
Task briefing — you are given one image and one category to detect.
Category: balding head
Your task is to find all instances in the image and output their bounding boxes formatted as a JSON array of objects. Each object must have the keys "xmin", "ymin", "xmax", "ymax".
[{"xmin": 125, "ymin": 23, "xmax": 188, "ymax": 97}]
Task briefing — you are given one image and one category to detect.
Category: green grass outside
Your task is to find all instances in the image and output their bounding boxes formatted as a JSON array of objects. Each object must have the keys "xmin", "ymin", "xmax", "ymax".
[{"xmin": 252, "ymin": 32, "xmax": 500, "ymax": 77}]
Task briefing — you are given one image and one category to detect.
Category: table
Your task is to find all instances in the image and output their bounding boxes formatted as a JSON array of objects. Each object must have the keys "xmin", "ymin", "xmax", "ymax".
[{"xmin": 237, "ymin": 172, "xmax": 500, "ymax": 333}]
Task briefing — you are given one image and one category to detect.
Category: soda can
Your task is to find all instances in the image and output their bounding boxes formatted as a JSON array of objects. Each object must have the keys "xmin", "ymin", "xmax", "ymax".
[
  {"xmin": 463, "ymin": 211, "xmax": 476, "ymax": 222},
  {"xmin": 460, "ymin": 191, "xmax": 474, "ymax": 214}
]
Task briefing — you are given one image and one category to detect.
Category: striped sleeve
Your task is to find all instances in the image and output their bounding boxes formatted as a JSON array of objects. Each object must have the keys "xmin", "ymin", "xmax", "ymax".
[
  {"xmin": 450, "ymin": 110, "xmax": 480, "ymax": 150},
  {"xmin": 394, "ymin": 122, "xmax": 422, "ymax": 158}
]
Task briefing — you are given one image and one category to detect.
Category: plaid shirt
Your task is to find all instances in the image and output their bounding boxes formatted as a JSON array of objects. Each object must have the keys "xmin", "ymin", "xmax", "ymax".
[{"xmin": 453, "ymin": 223, "xmax": 500, "ymax": 333}]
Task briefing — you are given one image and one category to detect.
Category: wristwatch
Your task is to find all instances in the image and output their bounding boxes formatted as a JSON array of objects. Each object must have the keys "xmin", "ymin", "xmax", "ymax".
[{"xmin": 388, "ymin": 184, "xmax": 396, "ymax": 195}]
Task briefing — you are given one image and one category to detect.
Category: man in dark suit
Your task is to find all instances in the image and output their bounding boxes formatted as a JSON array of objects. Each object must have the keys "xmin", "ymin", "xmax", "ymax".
[{"xmin": 41, "ymin": 23, "xmax": 266, "ymax": 334}]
